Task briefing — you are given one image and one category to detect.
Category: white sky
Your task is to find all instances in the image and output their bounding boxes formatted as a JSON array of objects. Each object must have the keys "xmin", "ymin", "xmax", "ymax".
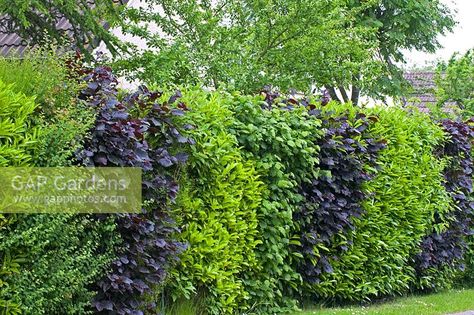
[{"xmin": 403, "ymin": 0, "xmax": 474, "ymax": 68}]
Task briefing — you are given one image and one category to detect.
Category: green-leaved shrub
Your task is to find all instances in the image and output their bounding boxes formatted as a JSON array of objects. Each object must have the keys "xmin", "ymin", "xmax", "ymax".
[
  {"xmin": 229, "ymin": 94, "xmax": 322, "ymax": 313},
  {"xmin": 169, "ymin": 89, "xmax": 264, "ymax": 314},
  {"xmin": 0, "ymin": 50, "xmax": 95, "ymax": 166},
  {"xmin": 0, "ymin": 80, "xmax": 38, "ymax": 167},
  {"xmin": 0, "ymin": 214, "xmax": 119, "ymax": 314},
  {"xmin": 0, "ymin": 53, "xmax": 119, "ymax": 315}
]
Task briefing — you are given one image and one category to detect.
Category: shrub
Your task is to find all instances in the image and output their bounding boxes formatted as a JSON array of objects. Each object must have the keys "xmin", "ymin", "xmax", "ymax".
[
  {"xmin": 308, "ymin": 106, "xmax": 451, "ymax": 301},
  {"xmin": 0, "ymin": 58, "xmax": 119, "ymax": 314},
  {"xmin": 0, "ymin": 214, "xmax": 119, "ymax": 314},
  {"xmin": 294, "ymin": 103, "xmax": 385, "ymax": 296},
  {"xmin": 77, "ymin": 67, "xmax": 191, "ymax": 314},
  {"xmin": 0, "ymin": 80, "xmax": 38, "ymax": 314},
  {"xmin": 0, "ymin": 50, "xmax": 95, "ymax": 166},
  {"xmin": 168, "ymin": 89, "xmax": 263, "ymax": 315},
  {"xmin": 0, "ymin": 49, "xmax": 79, "ymax": 114},
  {"xmin": 414, "ymin": 119, "xmax": 474, "ymax": 290},
  {"xmin": 229, "ymin": 91, "xmax": 322, "ymax": 313},
  {"xmin": 0, "ymin": 80, "xmax": 38, "ymax": 167}
]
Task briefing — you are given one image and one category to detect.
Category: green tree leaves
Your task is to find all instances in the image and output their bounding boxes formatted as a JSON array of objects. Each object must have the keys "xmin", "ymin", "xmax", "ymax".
[
  {"xmin": 436, "ymin": 49, "xmax": 474, "ymax": 118},
  {"xmin": 117, "ymin": 0, "xmax": 454, "ymax": 104}
]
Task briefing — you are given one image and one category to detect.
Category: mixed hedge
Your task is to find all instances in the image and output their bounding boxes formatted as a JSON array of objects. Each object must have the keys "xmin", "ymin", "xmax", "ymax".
[{"xmin": 0, "ymin": 55, "xmax": 473, "ymax": 315}]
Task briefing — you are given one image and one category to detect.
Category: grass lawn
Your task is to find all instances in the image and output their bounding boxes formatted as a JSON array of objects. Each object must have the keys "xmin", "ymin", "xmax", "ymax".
[{"xmin": 293, "ymin": 289, "xmax": 474, "ymax": 315}]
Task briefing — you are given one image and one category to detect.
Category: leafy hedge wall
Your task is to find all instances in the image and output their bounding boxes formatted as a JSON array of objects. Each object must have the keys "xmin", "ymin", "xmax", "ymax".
[
  {"xmin": 1, "ymin": 58, "xmax": 474, "ymax": 315},
  {"xmin": 295, "ymin": 104, "xmax": 385, "ymax": 298},
  {"xmin": 168, "ymin": 89, "xmax": 263, "ymax": 314},
  {"xmin": 308, "ymin": 106, "xmax": 452, "ymax": 301},
  {"xmin": 229, "ymin": 92, "xmax": 322, "ymax": 313},
  {"xmin": 414, "ymin": 119, "xmax": 474, "ymax": 289}
]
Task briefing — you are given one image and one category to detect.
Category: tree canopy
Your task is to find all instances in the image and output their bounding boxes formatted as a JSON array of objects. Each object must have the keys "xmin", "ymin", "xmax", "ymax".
[
  {"xmin": 116, "ymin": 0, "xmax": 455, "ymax": 104},
  {"xmin": 436, "ymin": 49, "xmax": 474, "ymax": 118}
]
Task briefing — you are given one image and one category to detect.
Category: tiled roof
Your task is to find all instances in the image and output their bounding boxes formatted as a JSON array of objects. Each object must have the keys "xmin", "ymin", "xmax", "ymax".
[
  {"xmin": 0, "ymin": 0, "xmax": 127, "ymax": 56},
  {"xmin": 402, "ymin": 71, "xmax": 457, "ymax": 110},
  {"xmin": 402, "ymin": 72, "xmax": 437, "ymax": 108},
  {"xmin": 403, "ymin": 72, "xmax": 436, "ymax": 91}
]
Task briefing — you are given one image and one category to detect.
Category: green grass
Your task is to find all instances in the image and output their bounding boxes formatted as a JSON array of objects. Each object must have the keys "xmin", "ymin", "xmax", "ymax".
[{"xmin": 293, "ymin": 289, "xmax": 474, "ymax": 315}]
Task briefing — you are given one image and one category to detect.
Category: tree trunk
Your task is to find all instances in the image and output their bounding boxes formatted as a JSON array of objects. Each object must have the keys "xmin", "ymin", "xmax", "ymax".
[
  {"xmin": 351, "ymin": 86, "xmax": 360, "ymax": 106},
  {"xmin": 325, "ymin": 85, "xmax": 342, "ymax": 103},
  {"xmin": 338, "ymin": 86, "xmax": 350, "ymax": 103}
]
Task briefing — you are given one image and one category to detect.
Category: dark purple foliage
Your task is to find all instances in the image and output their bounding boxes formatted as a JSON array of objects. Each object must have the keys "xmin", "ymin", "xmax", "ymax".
[
  {"xmin": 414, "ymin": 119, "xmax": 474, "ymax": 283},
  {"xmin": 320, "ymin": 90, "xmax": 330, "ymax": 106},
  {"xmin": 258, "ymin": 89, "xmax": 385, "ymax": 286},
  {"xmin": 295, "ymin": 111, "xmax": 385, "ymax": 284},
  {"xmin": 76, "ymin": 66, "xmax": 192, "ymax": 314}
]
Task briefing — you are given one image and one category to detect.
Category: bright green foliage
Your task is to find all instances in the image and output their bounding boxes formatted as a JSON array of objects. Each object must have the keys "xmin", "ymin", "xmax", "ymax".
[
  {"xmin": 0, "ymin": 214, "xmax": 119, "ymax": 314},
  {"xmin": 0, "ymin": 53, "xmax": 119, "ymax": 314},
  {"xmin": 170, "ymin": 89, "xmax": 264, "ymax": 314},
  {"xmin": 229, "ymin": 96, "xmax": 322, "ymax": 313},
  {"xmin": 0, "ymin": 76, "xmax": 38, "ymax": 315},
  {"xmin": 0, "ymin": 50, "xmax": 77, "ymax": 111},
  {"xmin": 311, "ymin": 106, "xmax": 451, "ymax": 300},
  {"xmin": 0, "ymin": 51, "xmax": 96, "ymax": 166},
  {"xmin": 0, "ymin": 80, "xmax": 38, "ymax": 167},
  {"xmin": 435, "ymin": 49, "xmax": 474, "ymax": 118}
]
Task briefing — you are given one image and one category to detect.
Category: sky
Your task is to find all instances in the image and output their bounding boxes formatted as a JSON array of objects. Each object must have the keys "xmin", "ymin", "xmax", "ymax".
[{"xmin": 403, "ymin": 0, "xmax": 474, "ymax": 68}]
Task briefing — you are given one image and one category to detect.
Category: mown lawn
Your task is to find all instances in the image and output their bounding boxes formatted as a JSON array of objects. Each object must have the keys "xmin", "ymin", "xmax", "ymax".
[{"xmin": 293, "ymin": 289, "xmax": 474, "ymax": 315}]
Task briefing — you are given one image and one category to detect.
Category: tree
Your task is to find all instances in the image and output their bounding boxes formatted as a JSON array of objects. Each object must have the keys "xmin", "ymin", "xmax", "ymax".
[
  {"xmin": 436, "ymin": 49, "xmax": 474, "ymax": 118},
  {"xmin": 349, "ymin": 0, "xmax": 456, "ymax": 103},
  {"xmin": 117, "ymin": 0, "xmax": 455, "ymax": 105},
  {"xmin": 0, "ymin": 0, "xmax": 124, "ymax": 57}
]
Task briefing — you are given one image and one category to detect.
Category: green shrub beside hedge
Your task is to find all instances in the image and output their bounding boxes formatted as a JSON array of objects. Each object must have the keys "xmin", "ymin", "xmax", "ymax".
[
  {"xmin": 0, "ymin": 214, "xmax": 119, "ymax": 314},
  {"xmin": 0, "ymin": 54, "xmax": 119, "ymax": 315}
]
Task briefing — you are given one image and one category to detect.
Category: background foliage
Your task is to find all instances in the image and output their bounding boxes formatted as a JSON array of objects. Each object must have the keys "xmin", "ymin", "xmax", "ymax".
[
  {"xmin": 436, "ymin": 49, "xmax": 474, "ymax": 118},
  {"xmin": 117, "ymin": 0, "xmax": 454, "ymax": 104}
]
